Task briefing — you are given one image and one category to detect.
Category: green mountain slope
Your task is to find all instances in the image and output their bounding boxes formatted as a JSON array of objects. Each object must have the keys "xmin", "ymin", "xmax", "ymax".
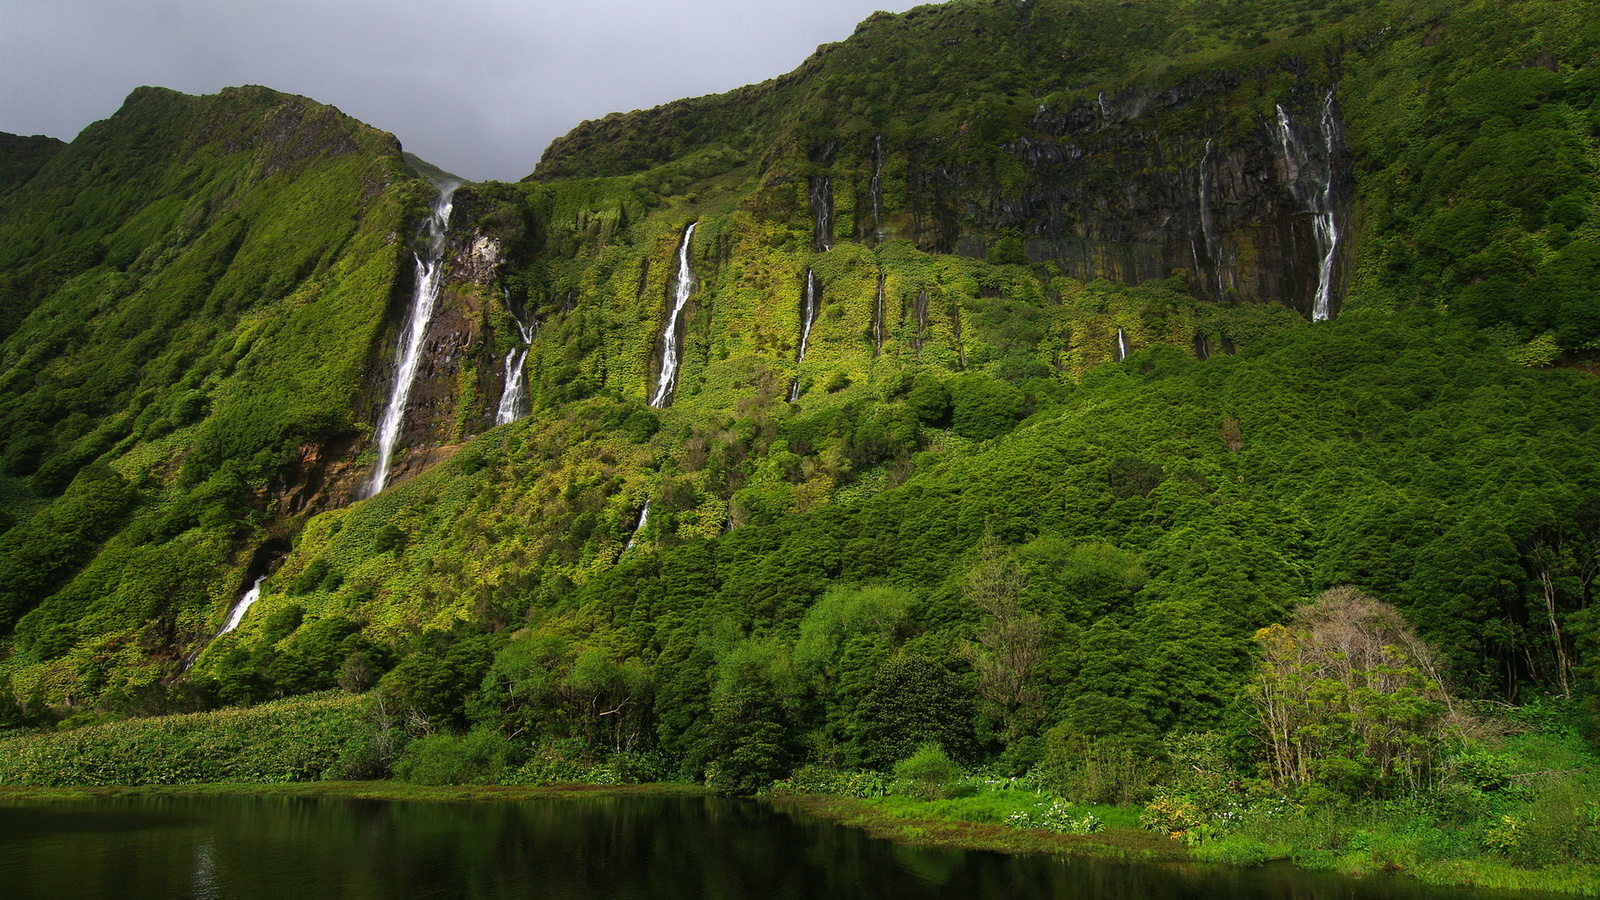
[
  {"xmin": 0, "ymin": 2, "xmax": 1598, "ymax": 871},
  {"xmin": 0, "ymin": 85, "xmax": 428, "ymax": 702}
]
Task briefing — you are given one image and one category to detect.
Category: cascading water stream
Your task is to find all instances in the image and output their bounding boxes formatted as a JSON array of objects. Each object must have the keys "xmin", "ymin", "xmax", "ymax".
[
  {"xmin": 367, "ymin": 179, "xmax": 460, "ymax": 497},
  {"xmin": 869, "ymin": 136, "xmax": 885, "ymax": 238},
  {"xmin": 809, "ymin": 177, "xmax": 834, "ymax": 252},
  {"xmin": 219, "ymin": 575, "xmax": 267, "ymax": 635},
  {"xmin": 951, "ymin": 299, "xmax": 966, "ymax": 369},
  {"xmin": 789, "ymin": 270, "xmax": 821, "ymax": 401},
  {"xmin": 1197, "ymin": 138, "xmax": 1225, "ymax": 298},
  {"xmin": 180, "ymin": 573, "xmax": 268, "ymax": 671},
  {"xmin": 624, "ymin": 501, "xmax": 651, "ymax": 552},
  {"xmin": 913, "ymin": 290, "xmax": 930, "ymax": 352},
  {"xmin": 873, "ymin": 274, "xmax": 886, "ymax": 357},
  {"xmin": 1116, "ymin": 326, "xmax": 1131, "ymax": 362},
  {"xmin": 494, "ymin": 309, "xmax": 537, "ymax": 425},
  {"xmin": 1272, "ymin": 93, "xmax": 1340, "ymax": 322},
  {"xmin": 649, "ymin": 222, "xmax": 698, "ymax": 409}
]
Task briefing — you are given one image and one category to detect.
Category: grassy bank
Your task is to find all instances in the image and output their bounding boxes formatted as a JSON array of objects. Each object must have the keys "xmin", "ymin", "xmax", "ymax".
[
  {"xmin": 767, "ymin": 780, "xmax": 1598, "ymax": 897},
  {"xmin": 772, "ymin": 791, "xmax": 1186, "ymax": 863}
]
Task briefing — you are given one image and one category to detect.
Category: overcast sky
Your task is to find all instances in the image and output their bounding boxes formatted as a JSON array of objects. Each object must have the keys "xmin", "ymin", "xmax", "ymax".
[{"xmin": 1, "ymin": 0, "xmax": 922, "ymax": 182}]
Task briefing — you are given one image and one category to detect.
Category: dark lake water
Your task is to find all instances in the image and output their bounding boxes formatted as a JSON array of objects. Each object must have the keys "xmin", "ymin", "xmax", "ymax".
[{"xmin": 0, "ymin": 793, "xmax": 1547, "ymax": 899}]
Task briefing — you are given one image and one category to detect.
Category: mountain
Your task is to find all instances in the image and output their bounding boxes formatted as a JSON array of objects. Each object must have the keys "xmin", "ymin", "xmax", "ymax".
[{"xmin": 0, "ymin": 0, "xmax": 1596, "ymax": 821}]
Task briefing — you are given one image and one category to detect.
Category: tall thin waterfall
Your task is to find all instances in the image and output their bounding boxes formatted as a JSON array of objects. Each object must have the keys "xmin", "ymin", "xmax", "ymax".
[
  {"xmin": 913, "ymin": 289, "xmax": 930, "ymax": 352},
  {"xmin": 789, "ymin": 270, "xmax": 821, "ymax": 401},
  {"xmin": 1197, "ymin": 138, "xmax": 1224, "ymax": 298},
  {"xmin": 1115, "ymin": 326, "xmax": 1131, "ymax": 362},
  {"xmin": 809, "ymin": 177, "xmax": 834, "ymax": 252},
  {"xmin": 368, "ymin": 180, "xmax": 460, "ymax": 497},
  {"xmin": 494, "ymin": 306, "xmax": 537, "ymax": 425},
  {"xmin": 950, "ymin": 298, "xmax": 966, "ymax": 369},
  {"xmin": 649, "ymin": 222, "xmax": 698, "ymax": 408},
  {"xmin": 219, "ymin": 575, "xmax": 267, "ymax": 635},
  {"xmin": 869, "ymin": 136, "xmax": 885, "ymax": 239},
  {"xmin": 873, "ymin": 273, "xmax": 886, "ymax": 357},
  {"xmin": 1272, "ymin": 92, "xmax": 1340, "ymax": 322}
]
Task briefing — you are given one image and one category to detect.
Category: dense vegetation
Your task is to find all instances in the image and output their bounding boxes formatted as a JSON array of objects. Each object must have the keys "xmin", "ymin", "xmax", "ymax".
[{"xmin": 1, "ymin": 0, "xmax": 1599, "ymax": 891}]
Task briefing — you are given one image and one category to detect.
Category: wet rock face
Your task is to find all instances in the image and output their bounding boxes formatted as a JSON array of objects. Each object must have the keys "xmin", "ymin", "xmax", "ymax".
[
  {"xmin": 867, "ymin": 76, "xmax": 1353, "ymax": 318},
  {"xmin": 278, "ymin": 250, "xmax": 500, "ymax": 509},
  {"xmin": 456, "ymin": 231, "xmax": 505, "ymax": 286}
]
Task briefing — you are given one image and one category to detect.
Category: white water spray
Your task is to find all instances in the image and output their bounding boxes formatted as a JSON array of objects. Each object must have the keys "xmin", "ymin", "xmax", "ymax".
[
  {"xmin": 219, "ymin": 575, "xmax": 267, "ymax": 635},
  {"xmin": 789, "ymin": 270, "xmax": 821, "ymax": 401},
  {"xmin": 649, "ymin": 223, "xmax": 698, "ymax": 408},
  {"xmin": 1198, "ymin": 138, "xmax": 1225, "ymax": 297},
  {"xmin": 1272, "ymin": 93, "xmax": 1340, "ymax": 322},
  {"xmin": 873, "ymin": 274, "xmax": 886, "ymax": 357},
  {"xmin": 869, "ymin": 136, "xmax": 885, "ymax": 238},
  {"xmin": 1116, "ymin": 326, "xmax": 1131, "ymax": 362},
  {"xmin": 810, "ymin": 177, "xmax": 834, "ymax": 252},
  {"xmin": 494, "ymin": 306, "xmax": 536, "ymax": 425},
  {"xmin": 625, "ymin": 501, "xmax": 651, "ymax": 552},
  {"xmin": 368, "ymin": 180, "xmax": 460, "ymax": 496}
]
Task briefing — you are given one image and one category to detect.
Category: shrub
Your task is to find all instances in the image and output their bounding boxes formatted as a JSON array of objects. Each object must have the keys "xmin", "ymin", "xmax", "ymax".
[
  {"xmin": 393, "ymin": 728, "xmax": 515, "ymax": 786},
  {"xmin": 893, "ymin": 742, "xmax": 961, "ymax": 800}
]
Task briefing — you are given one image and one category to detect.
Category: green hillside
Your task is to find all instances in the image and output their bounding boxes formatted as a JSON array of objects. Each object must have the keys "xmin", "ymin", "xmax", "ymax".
[{"xmin": 1, "ymin": 0, "xmax": 1599, "ymax": 887}]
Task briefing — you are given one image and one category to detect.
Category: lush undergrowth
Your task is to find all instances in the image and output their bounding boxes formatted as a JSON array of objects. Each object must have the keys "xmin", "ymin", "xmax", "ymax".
[{"xmin": 0, "ymin": 693, "xmax": 386, "ymax": 786}]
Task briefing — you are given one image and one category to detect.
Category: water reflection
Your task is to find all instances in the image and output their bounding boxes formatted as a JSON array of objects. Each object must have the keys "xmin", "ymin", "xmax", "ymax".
[{"xmin": 0, "ymin": 794, "xmax": 1555, "ymax": 900}]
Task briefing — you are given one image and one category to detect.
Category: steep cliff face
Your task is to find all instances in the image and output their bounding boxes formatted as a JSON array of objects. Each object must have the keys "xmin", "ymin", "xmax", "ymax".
[
  {"xmin": 807, "ymin": 75, "xmax": 1355, "ymax": 317},
  {"xmin": 530, "ymin": 0, "xmax": 1364, "ymax": 322}
]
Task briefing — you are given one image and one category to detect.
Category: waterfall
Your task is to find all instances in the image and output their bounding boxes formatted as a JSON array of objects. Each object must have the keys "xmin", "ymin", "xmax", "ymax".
[
  {"xmin": 367, "ymin": 179, "xmax": 460, "ymax": 497},
  {"xmin": 1198, "ymin": 138, "xmax": 1223, "ymax": 298},
  {"xmin": 950, "ymin": 298, "xmax": 966, "ymax": 369},
  {"xmin": 913, "ymin": 289, "xmax": 929, "ymax": 352},
  {"xmin": 873, "ymin": 273, "xmax": 886, "ymax": 358},
  {"xmin": 220, "ymin": 575, "xmax": 267, "ymax": 636},
  {"xmin": 494, "ymin": 307, "xmax": 536, "ymax": 425},
  {"xmin": 649, "ymin": 223, "xmax": 698, "ymax": 408},
  {"xmin": 809, "ymin": 176, "xmax": 834, "ymax": 252},
  {"xmin": 1271, "ymin": 92, "xmax": 1340, "ymax": 322},
  {"xmin": 869, "ymin": 135, "xmax": 885, "ymax": 239},
  {"xmin": 789, "ymin": 270, "xmax": 821, "ymax": 401},
  {"xmin": 1115, "ymin": 326, "xmax": 1131, "ymax": 362},
  {"xmin": 624, "ymin": 501, "xmax": 651, "ymax": 552}
]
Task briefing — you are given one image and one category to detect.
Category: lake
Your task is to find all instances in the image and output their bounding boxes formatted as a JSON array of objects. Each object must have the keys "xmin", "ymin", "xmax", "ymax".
[{"xmin": 0, "ymin": 792, "xmax": 1547, "ymax": 899}]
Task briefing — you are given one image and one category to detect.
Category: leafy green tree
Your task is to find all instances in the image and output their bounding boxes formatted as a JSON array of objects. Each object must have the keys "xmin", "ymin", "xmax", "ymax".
[
  {"xmin": 1250, "ymin": 587, "xmax": 1459, "ymax": 797},
  {"xmin": 854, "ymin": 654, "xmax": 976, "ymax": 768}
]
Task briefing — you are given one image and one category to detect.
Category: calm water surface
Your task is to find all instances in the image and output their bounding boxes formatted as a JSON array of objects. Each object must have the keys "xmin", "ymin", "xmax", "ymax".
[{"xmin": 0, "ymin": 793, "xmax": 1548, "ymax": 899}]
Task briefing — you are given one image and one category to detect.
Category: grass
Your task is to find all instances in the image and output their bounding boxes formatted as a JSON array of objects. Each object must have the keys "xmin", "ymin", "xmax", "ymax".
[{"xmin": 772, "ymin": 791, "xmax": 1187, "ymax": 863}]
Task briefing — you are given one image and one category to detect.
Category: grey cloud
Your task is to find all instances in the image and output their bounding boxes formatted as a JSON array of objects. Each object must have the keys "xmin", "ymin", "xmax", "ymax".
[{"xmin": 1, "ymin": 0, "xmax": 918, "ymax": 182}]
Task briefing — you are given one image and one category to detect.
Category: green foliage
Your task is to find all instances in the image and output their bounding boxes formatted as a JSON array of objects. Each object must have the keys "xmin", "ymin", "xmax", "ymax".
[
  {"xmin": 893, "ymin": 742, "xmax": 961, "ymax": 800},
  {"xmin": 393, "ymin": 728, "xmax": 515, "ymax": 786},
  {"xmin": 0, "ymin": 694, "xmax": 374, "ymax": 785}
]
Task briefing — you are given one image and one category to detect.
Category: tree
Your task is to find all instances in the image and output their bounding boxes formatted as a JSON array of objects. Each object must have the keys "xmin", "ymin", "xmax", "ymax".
[
  {"xmin": 1250, "ymin": 587, "xmax": 1461, "ymax": 797},
  {"xmin": 963, "ymin": 535, "xmax": 1043, "ymax": 738}
]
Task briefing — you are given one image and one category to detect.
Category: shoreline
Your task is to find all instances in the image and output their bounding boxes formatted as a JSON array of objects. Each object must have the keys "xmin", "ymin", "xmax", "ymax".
[
  {"xmin": 1, "ymin": 781, "xmax": 1589, "ymax": 896},
  {"xmin": 769, "ymin": 793, "xmax": 1189, "ymax": 863},
  {"xmin": 0, "ymin": 781, "xmax": 711, "ymax": 804}
]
